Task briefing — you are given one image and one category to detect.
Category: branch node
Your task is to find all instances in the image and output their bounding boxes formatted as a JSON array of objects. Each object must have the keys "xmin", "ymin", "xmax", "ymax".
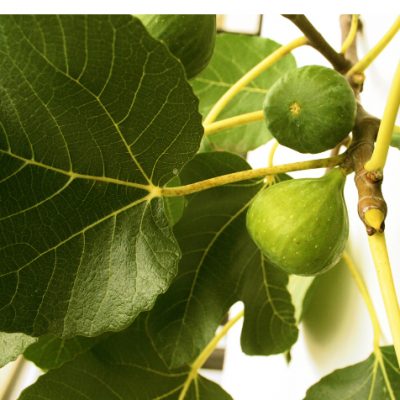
[{"xmin": 366, "ymin": 170, "xmax": 383, "ymax": 182}]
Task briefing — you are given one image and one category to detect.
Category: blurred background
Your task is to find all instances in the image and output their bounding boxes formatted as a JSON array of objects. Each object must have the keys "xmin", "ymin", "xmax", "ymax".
[{"xmin": 1, "ymin": 13, "xmax": 399, "ymax": 400}]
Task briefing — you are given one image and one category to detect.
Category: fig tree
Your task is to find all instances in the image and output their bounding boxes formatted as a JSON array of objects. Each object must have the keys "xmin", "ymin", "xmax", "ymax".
[
  {"xmin": 246, "ymin": 169, "xmax": 349, "ymax": 276},
  {"xmin": 136, "ymin": 14, "xmax": 216, "ymax": 79},
  {"xmin": 263, "ymin": 65, "xmax": 356, "ymax": 153}
]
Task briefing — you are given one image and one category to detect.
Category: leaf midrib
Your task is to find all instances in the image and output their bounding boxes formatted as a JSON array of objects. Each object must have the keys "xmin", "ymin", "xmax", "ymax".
[
  {"xmin": 169, "ymin": 194, "xmax": 254, "ymax": 365},
  {"xmin": 0, "ymin": 149, "xmax": 152, "ymax": 191}
]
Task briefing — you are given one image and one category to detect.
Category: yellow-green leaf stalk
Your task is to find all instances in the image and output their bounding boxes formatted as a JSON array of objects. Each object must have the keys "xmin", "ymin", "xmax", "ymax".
[
  {"xmin": 346, "ymin": 17, "xmax": 400, "ymax": 77},
  {"xmin": 204, "ymin": 36, "xmax": 308, "ymax": 125}
]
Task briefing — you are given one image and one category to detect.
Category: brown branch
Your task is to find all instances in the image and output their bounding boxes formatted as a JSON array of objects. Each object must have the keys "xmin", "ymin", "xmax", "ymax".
[
  {"xmin": 339, "ymin": 16, "xmax": 387, "ymax": 234},
  {"xmin": 283, "ymin": 14, "xmax": 352, "ymax": 73},
  {"xmin": 343, "ymin": 106, "xmax": 386, "ymax": 234},
  {"xmin": 281, "ymin": 14, "xmax": 386, "ymax": 233}
]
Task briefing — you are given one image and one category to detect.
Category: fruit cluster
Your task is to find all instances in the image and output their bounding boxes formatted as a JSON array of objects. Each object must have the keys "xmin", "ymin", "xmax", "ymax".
[{"xmin": 247, "ymin": 66, "xmax": 355, "ymax": 276}]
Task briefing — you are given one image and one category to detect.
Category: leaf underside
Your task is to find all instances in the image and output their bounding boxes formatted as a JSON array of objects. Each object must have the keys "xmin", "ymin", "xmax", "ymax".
[{"xmin": 0, "ymin": 15, "xmax": 203, "ymax": 338}]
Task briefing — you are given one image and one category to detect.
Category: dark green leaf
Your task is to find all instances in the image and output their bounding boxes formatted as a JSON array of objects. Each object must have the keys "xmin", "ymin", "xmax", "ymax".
[
  {"xmin": 305, "ymin": 346, "xmax": 400, "ymax": 399},
  {"xmin": 147, "ymin": 152, "xmax": 298, "ymax": 368},
  {"xmin": 24, "ymin": 334, "xmax": 106, "ymax": 370},
  {"xmin": 19, "ymin": 315, "xmax": 232, "ymax": 400},
  {"xmin": 191, "ymin": 33, "xmax": 296, "ymax": 154},
  {"xmin": 0, "ymin": 16, "xmax": 203, "ymax": 338},
  {"xmin": 0, "ymin": 332, "xmax": 36, "ymax": 367}
]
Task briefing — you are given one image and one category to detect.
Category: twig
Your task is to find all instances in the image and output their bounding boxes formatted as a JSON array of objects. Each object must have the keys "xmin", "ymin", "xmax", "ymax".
[
  {"xmin": 338, "ymin": 17, "xmax": 387, "ymax": 234},
  {"xmin": 343, "ymin": 106, "xmax": 386, "ymax": 234},
  {"xmin": 283, "ymin": 15, "xmax": 352, "ymax": 73}
]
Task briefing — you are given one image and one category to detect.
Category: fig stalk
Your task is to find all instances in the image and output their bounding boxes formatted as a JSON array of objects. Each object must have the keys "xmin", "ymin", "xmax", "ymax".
[
  {"xmin": 345, "ymin": 17, "xmax": 400, "ymax": 77},
  {"xmin": 203, "ymin": 36, "xmax": 308, "ymax": 125}
]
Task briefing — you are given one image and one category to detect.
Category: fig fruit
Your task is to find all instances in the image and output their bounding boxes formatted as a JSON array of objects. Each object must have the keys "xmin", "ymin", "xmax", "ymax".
[
  {"xmin": 263, "ymin": 65, "xmax": 356, "ymax": 153},
  {"xmin": 136, "ymin": 15, "xmax": 216, "ymax": 79},
  {"xmin": 246, "ymin": 169, "xmax": 348, "ymax": 276}
]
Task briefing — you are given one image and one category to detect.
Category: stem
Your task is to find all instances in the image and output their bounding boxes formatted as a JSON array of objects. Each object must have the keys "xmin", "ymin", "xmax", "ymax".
[
  {"xmin": 178, "ymin": 310, "xmax": 244, "ymax": 400},
  {"xmin": 0, "ymin": 356, "xmax": 27, "ymax": 400},
  {"xmin": 346, "ymin": 17, "xmax": 400, "ymax": 76},
  {"xmin": 343, "ymin": 251, "xmax": 396, "ymax": 399},
  {"xmin": 364, "ymin": 61, "xmax": 400, "ymax": 171},
  {"xmin": 204, "ymin": 110, "xmax": 265, "ymax": 136},
  {"xmin": 161, "ymin": 154, "xmax": 345, "ymax": 197},
  {"xmin": 265, "ymin": 139, "xmax": 280, "ymax": 184},
  {"xmin": 267, "ymin": 139, "xmax": 279, "ymax": 168},
  {"xmin": 342, "ymin": 251, "xmax": 381, "ymax": 352},
  {"xmin": 283, "ymin": 15, "xmax": 351, "ymax": 72},
  {"xmin": 344, "ymin": 106, "xmax": 387, "ymax": 235},
  {"xmin": 368, "ymin": 232, "xmax": 400, "ymax": 366},
  {"xmin": 203, "ymin": 36, "xmax": 308, "ymax": 125},
  {"xmin": 365, "ymin": 209, "xmax": 385, "ymax": 232},
  {"xmin": 341, "ymin": 15, "xmax": 359, "ymax": 54}
]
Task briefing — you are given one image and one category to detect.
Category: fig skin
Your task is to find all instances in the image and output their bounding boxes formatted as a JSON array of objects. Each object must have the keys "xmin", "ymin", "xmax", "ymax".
[
  {"xmin": 246, "ymin": 169, "xmax": 349, "ymax": 276},
  {"xmin": 263, "ymin": 65, "xmax": 356, "ymax": 154}
]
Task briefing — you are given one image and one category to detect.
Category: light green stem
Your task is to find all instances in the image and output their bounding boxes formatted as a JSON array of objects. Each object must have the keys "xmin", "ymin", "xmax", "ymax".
[
  {"xmin": 178, "ymin": 310, "xmax": 244, "ymax": 400},
  {"xmin": 204, "ymin": 36, "xmax": 308, "ymax": 125},
  {"xmin": 161, "ymin": 154, "xmax": 345, "ymax": 197}
]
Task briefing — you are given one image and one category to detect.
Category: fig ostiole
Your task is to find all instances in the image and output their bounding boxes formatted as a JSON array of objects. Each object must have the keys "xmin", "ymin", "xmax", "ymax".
[
  {"xmin": 246, "ymin": 169, "xmax": 349, "ymax": 276},
  {"xmin": 263, "ymin": 65, "xmax": 356, "ymax": 154}
]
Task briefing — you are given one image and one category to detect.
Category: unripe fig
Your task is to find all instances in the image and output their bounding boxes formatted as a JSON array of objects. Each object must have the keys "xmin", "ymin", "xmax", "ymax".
[
  {"xmin": 136, "ymin": 15, "xmax": 216, "ymax": 79},
  {"xmin": 263, "ymin": 65, "xmax": 356, "ymax": 154},
  {"xmin": 246, "ymin": 169, "xmax": 349, "ymax": 276}
]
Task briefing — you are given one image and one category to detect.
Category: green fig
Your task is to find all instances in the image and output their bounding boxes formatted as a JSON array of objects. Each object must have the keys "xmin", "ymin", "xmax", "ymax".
[
  {"xmin": 263, "ymin": 65, "xmax": 356, "ymax": 154},
  {"xmin": 246, "ymin": 169, "xmax": 349, "ymax": 276},
  {"xmin": 136, "ymin": 15, "xmax": 216, "ymax": 79}
]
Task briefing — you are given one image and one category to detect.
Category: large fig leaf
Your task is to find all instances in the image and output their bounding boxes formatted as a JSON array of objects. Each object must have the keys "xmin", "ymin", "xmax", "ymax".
[
  {"xmin": 147, "ymin": 152, "xmax": 298, "ymax": 368},
  {"xmin": 19, "ymin": 315, "xmax": 232, "ymax": 400},
  {"xmin": 0, "ymin": 16, "xmax": 203, "ymax": 337},
  {"xmin": 0, "ymin": 332, "xmax": 36, "ymax": 367},
  {"xmin": 191, "ymin": 33, "xmax": 296, "ymax": 154},
  {"xmin": 305, "ymin": 346, "xmax": 399, "ymax": 399}
]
